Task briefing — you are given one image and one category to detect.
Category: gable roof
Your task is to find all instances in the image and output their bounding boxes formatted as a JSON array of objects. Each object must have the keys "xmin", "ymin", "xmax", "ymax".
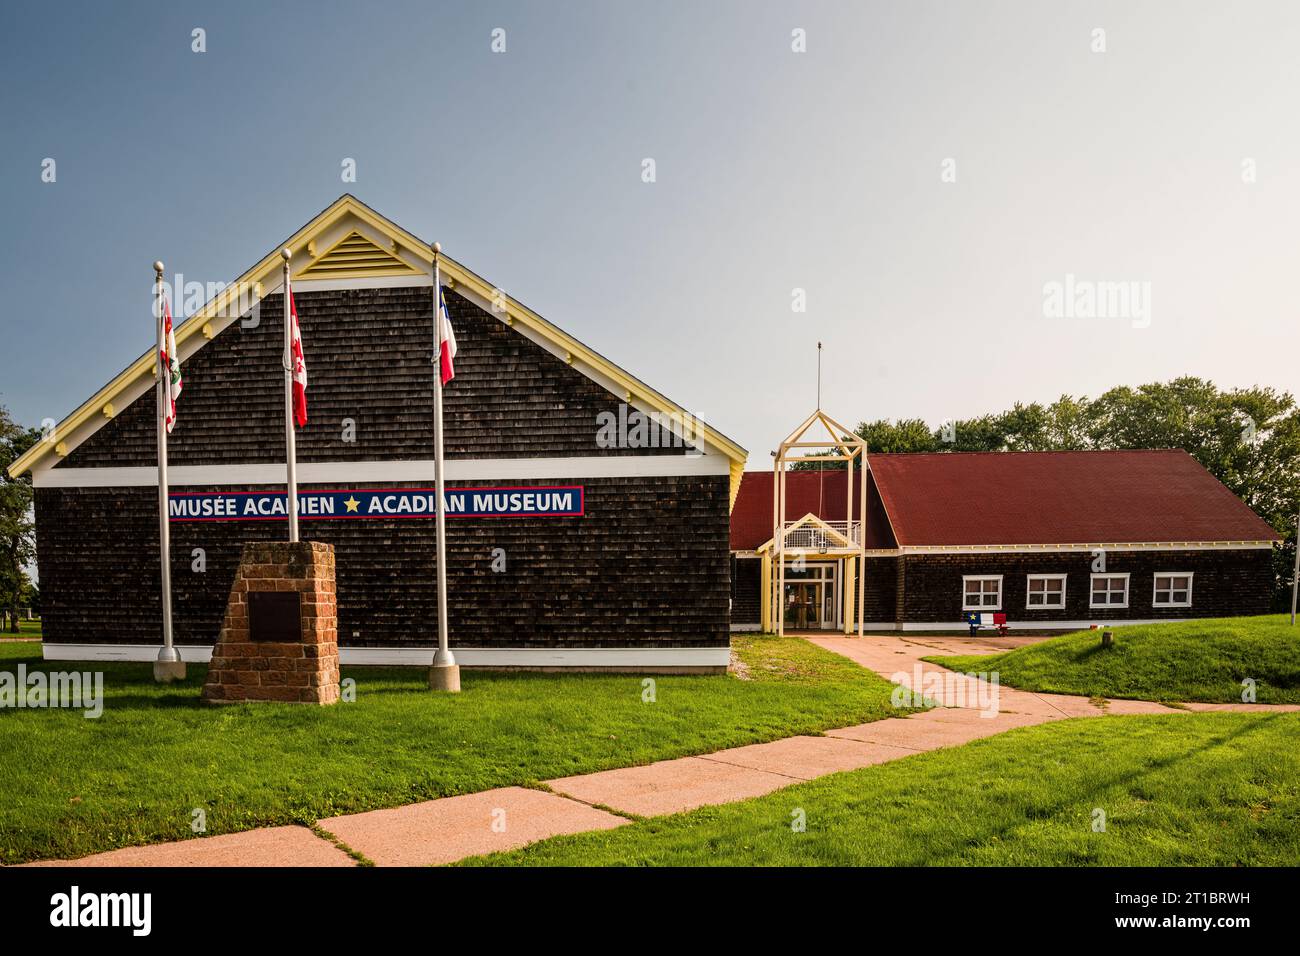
[
  {"xmin": 10, "ymin": 195, "xmax": 748, "ymax": 502},
  {"xmin": 730, "ymin": 449, "xmax": 1279, "ymax": 551},
  {"xmin": 755, "ymin": 513, "xmax": 857, "ymax": 553},
  {"xmin": 729, "ymin": 469, "xmax": 897, "ymax": 550},
  {"xmin": 871, "ymin": 449, "xmax": 1278, "ymax": 546}
]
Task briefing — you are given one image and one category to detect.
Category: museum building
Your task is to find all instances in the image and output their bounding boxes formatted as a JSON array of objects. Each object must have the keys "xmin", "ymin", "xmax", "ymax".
[
  {"xmin": 730, "ymin": 449, "xmax": 1280, "ymax": 632},
  {"xmin": 9, "ymin": 196, "xmax": 1282, "ymax": 665},
  {"xmin": 13, "ymin": 196, "xmax": 747, "ymax": 671}
]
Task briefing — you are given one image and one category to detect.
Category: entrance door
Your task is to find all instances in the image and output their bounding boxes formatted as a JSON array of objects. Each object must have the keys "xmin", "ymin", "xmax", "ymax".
[
  {"xmin": 781, "ymin": 562, "xmax": 840, "ymax": 630},
  {"xmin": 783, "ymin": 582, "xmax": 822, "ymax": 630}
]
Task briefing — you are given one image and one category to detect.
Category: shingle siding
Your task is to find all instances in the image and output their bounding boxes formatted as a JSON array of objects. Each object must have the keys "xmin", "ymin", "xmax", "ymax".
[
  {"xmin": 862, "ymin": 556, "xmax": 899, "ymax": 622},
  {"xmin": 38, "ymin": 478, "xmax": 729, "ymax": 649},
  {"xmin": 843, "ymin": 557, "xmax": 902, "ymax": 623},
  {"xmin": 731, "ymin": 557, "xmax": 761, "ymax": 624},
  {"xmin": 38, "ymin": 285, "xmax": 730, "ymax": 652},
  {"xmin": 732, "ymin": 549, "xmax": 1274, "ymax": 629},
  {"xmin": 896, "ymin": 549, "xmax": 1274, "ymax": 623},
  {"xmin": 59, "ymin": 287, "xmax": 684, "ymax": 468}
]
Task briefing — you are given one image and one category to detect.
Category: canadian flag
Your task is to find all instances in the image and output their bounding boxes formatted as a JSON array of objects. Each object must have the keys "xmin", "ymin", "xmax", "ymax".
[
  {"xmin": 438, "ymin": 287, "xmax": 457, "ymax": 385},
  {"xmin": 289, "ymin": 289, "xmax": 308, "ymax": 426},
  {"xmin": 161, "ymin": 294, "xmax": 182, "ymax": 433}
]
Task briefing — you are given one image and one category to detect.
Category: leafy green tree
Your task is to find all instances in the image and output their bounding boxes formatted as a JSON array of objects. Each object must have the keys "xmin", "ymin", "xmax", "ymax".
[
  {"xmin": 0, "ymin": 407, "xmax": 39, "ymax": 632},
  {"xmin": 857, "ymin": 418, "xmax": 939, "ymax": 453},
  {"xmin": 791, "ymin": 418, "xmax": 940, "ymax": 470},
  {"xmin": 942, "ymin": 413, "xmax": 1012, "ymax": 452}
]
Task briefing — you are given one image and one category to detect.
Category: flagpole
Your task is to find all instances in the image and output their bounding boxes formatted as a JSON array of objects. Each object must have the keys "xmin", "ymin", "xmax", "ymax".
[
  {"xmin": 1290, "ymin": 510, "xmax": 1299, "ymax": 625},
  {"xmin": 282, "ymin": 248, "xmax": 300, "ymax": 543},
  {"xmin": 429, "ymin": 242, "xmax": 460, "ymax": 692},
  {"xmin": 153, "ymin": 261, "xmax": 184, "ymax": 682}
]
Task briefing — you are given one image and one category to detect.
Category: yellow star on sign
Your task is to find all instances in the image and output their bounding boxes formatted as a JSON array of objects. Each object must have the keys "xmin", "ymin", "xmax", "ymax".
[{"xmin": 343, "ymin": 496, "xmax": 361, "ymax": 513}]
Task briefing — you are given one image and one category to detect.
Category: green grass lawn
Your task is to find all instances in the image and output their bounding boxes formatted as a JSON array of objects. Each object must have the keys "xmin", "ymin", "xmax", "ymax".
[
  {"xmin": 0, "ymin": 633, "xmax": 900, "ymax": 864},
  {"xmin": 467, "ymin": 712, "xmax": 1300, "ymax": 866},
  {"xmin": 930, "ymin": 615, "xmax": 1300, "ymax": 704},
  {"xmin": 0, "ymin": 619, "xmax": 42, "ymax": 639}
]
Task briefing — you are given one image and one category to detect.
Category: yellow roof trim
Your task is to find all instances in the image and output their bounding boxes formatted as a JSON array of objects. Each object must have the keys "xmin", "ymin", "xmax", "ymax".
[
  {"xmin": 10, "ymin": 195, "xmax": 749, "ymax": 505},
  {"xmin": 755, "ymin": 512, "xmax": 854, "ymax": 553}
]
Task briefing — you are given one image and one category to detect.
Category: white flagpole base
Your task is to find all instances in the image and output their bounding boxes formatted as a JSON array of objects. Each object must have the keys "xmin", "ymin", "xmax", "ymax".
[
  {"xmin": 428, "ymin": 663, "xmax": 461, "ymax": 693},
  {"xmin": 153, "ymin": 647, "xmax": 186, "ymax": 683}
]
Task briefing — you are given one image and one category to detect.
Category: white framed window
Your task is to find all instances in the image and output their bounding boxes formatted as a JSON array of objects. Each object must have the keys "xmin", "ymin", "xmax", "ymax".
[
  {"xmin": 1026, "ymin": 574, "xmax": 1067, "ymax": 609},
  {"xmin": 962, "ymin": 575, "xmax": 1003, "ymax": 611},
  {"xmin": 1090, "ymin": 573, "xmax": 1130, "ymax": 609},
  {"xmin": 1153, "ymin": 572, "xmax": 1193, "ymax": 608}
]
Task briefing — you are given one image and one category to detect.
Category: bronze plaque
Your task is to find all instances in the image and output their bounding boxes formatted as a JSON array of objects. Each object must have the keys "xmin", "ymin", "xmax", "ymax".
[{"xmin": 247, "ymin": 591, "xmax": 302, "ymax": 642}]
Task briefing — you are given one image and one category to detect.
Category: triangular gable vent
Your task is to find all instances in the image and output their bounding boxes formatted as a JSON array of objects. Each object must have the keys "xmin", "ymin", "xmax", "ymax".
[{"xmin": 297, "ymin": 230, "xmax": 419, "ymax": 279}]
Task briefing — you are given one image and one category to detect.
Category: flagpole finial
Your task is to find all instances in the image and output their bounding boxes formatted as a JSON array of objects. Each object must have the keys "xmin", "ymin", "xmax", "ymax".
[
  {"xmin": 432, "ymin": 242, "xmax": 441, "ymax": 255},
  {"xmin": 281, "ymin": 247, "xmax": 291, "ymax": 262},
  {"xmin": 153, "ymin": 260, "xmax": 164, "ymax": 275}
]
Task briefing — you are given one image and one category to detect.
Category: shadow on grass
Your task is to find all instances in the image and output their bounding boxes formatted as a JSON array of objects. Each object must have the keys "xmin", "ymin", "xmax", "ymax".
[
  {"xmin": 1072, "ymin": 643, "xmax": 1116, "ymax": 662},
  {"xmin": 895, "ymin": 712, "xmax": 1282, "ymax": 866}
]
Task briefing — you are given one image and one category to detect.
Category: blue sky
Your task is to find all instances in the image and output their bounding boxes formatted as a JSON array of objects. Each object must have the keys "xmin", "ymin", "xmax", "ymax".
[{"xmin": 3, "ymin": 0, "xmax": 1299, "ymax": 457}]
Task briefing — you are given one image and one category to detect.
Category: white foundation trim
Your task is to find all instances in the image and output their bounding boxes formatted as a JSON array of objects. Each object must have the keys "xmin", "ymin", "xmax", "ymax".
[
  {"xmin": 897, "ymin": 618, "xmax": 1189, "ymax": 632},
  {"xmin": 40, "ymin": 644, "xmax": 732, "ymax": 668},
  {"xmin": 732, "ymin": 542, "xmax": 1276, "ymax": 559},
  {"xmin": 896, "ymin": 542, "xmax": 1275, "ymax": 553},
  {"xmin": 36, "ymin": 454, "xmax": 728, "ymax": 489}
]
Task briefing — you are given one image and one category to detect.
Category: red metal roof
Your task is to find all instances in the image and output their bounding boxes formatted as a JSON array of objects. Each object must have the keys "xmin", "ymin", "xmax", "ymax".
[
  {"xmin": 729, "ymin": 470, "xmax": 897, "ymax": 551},
  {"xmin": 730, "ymin": 449, "xmax": 1279, "ymax": 550}
]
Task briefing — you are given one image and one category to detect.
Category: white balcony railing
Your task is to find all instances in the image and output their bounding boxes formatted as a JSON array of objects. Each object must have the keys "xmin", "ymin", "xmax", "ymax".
[{"xmin": 777, "ymin": 520, "xmax": 862, "ymax": 551}]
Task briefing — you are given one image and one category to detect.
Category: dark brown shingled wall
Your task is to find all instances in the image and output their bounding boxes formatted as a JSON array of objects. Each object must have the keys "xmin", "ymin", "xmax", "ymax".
[
  {"xmin": 896, "ymin": 549, "xmax": 1274, "ymax": 624},
  {"xmin": 37, "ymin": 475, "xmax": 729, "ymax": 649},
  {"xmin": 60, "ymin": 287, "xmax": 685, "ymax": 467},
  {"xmin": 747, "ymin": 549, "xmax": 1268, "ymax": 629},
  {"xmin": 38, "ymin": 285, "xmax": 729, "ymax": 653},
  {"xmin": 730, "ymin": 556, "xmax": 761, "ymax": 624}
]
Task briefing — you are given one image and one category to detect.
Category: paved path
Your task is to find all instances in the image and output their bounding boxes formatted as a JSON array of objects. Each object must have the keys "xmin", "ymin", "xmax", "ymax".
[{"xmin": 27, "ymin": 634, "xmax": 1297, "ymax": 867}]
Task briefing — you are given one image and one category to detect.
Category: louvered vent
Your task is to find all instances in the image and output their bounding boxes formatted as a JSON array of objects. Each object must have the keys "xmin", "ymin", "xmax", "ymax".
[{"xmin": 298, "ymin": 231, "xmax": 419, "ymax": 278}]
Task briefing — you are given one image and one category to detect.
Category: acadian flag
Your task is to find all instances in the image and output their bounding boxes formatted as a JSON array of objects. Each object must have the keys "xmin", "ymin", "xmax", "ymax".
[
  {"xmin": 161, "ymin": 295, "xmax": 182, "ymax": 433},
  {"xmin": 436, "ymin": 287, "xmax": 457, "ymax": 385},
  {"xmin": 288, "ymin": 289, "xmax": 308, "ymax": 426},
  {"xmin": 438, "ymin": 286, "xmax": 457, "ymax": 385}
]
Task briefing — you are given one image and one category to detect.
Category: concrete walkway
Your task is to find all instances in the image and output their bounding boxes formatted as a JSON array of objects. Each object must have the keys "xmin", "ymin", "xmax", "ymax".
[{"xmin": 28, "ymin": 634, "xmax": 1298, "ymax": 867}]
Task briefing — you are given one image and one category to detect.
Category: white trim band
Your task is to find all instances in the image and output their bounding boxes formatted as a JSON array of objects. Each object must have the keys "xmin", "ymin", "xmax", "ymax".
[
  {"xmin": 35, "ymin": 454, "xmax": 728, "ymax": 489},
  {"xmin": 896, "ymin": 618, "xmax": 1189, "ymax": 632},
  {"xmin": 743, "ymin": 542, "xmax": 1276, "ymax": 557},
  {"xmin": 40, "ymin": 643, "xmax": 732, "ymax": 668},
  {"xmin": 896, "ymin": 542, "xmax": 1275, "ymax": 553}
]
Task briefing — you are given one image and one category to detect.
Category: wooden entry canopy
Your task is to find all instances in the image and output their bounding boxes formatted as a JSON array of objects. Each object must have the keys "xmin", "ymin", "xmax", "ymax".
[{"xmin": 768, "ymin": 410, "xmax": 867, "ymax": 636}]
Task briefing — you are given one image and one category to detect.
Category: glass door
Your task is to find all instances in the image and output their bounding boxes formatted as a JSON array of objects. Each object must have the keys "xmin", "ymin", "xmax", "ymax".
[
  {"xmin": 781, "ymin": 563, "xmax": 840, "ymax": 630},
  {"xmin": 783, "ymin": 581, "xmax": 823, "ymax": 630},
  {"xmin": 821, "ymin": 582, "xmax": 836, "ymax": 629}
]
